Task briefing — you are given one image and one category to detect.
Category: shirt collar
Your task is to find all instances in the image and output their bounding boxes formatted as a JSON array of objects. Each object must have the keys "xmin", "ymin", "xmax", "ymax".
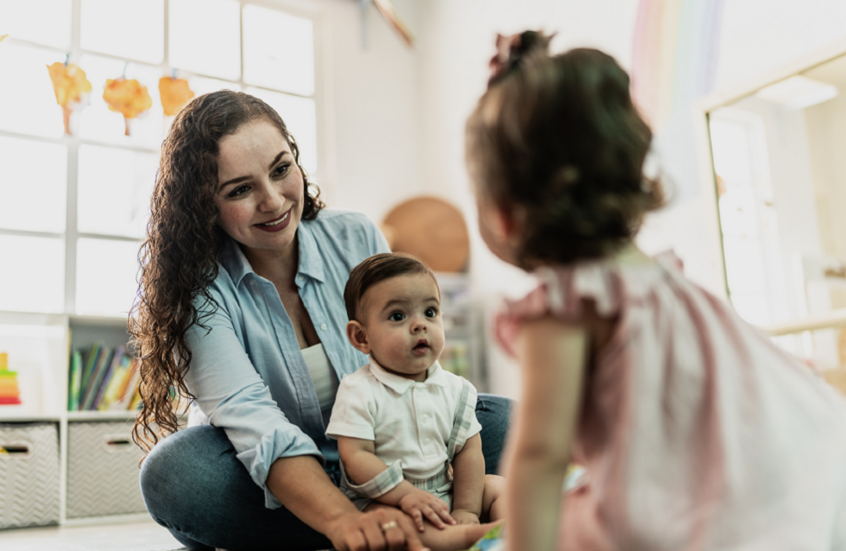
[
  {"xmin": 368, "ymin": 356, "xmax": 448, "ymax": 395},
  {"xmin": 218, "ymin": 220, "xmax": 326, "ymax": 288},
  {"xmin": 296, "ymin": 219, "xmax": 325, "ymax": 285}
]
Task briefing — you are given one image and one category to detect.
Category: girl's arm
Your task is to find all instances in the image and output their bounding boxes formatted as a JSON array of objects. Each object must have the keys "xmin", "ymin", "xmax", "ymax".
[
  {"xmin": 504, "ymin": 314, "xmax": 588, "ymax": 551},
  {"xmin": 450, "ymin": 433, "xmax": 485, "ymax": 523},
  {"xmin": 266, "ymin": 454, "xmax": 428, "ymax": 551},
  {"xmin": 337, "ymin": 435, "xmax": 456, "ymax": 531}
]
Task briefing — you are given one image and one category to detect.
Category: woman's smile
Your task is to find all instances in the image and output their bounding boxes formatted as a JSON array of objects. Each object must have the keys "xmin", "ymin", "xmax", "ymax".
[{"xmin": 255, "ymin": 207, "xmax": 293, "ymax": 232}]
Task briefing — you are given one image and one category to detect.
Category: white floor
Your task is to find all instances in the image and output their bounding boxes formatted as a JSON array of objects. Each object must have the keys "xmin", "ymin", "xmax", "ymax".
[{"xmin": 0, "ymin": 520, "xmax": 186, "ymax": 551}]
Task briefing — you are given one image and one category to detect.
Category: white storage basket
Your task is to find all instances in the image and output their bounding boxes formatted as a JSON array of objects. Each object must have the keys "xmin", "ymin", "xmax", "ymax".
[
  {"xmin": 66, "ymin": 421, "xmax": 147, "ymax": 519},
  {"xmin": 0, "ymin": 422, "xmax": 61, "ymax": 529}
]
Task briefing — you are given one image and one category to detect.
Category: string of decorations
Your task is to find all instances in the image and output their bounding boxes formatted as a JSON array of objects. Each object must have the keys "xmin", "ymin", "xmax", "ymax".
[{"xmin": 45, "ymin": 59, "xmax": 195, "ymax": 136}]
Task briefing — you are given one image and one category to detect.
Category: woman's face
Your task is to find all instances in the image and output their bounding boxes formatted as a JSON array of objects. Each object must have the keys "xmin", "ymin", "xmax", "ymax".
[{"xmin": 214, "ymin": 118, "xmax": 305, "ymax": 258}]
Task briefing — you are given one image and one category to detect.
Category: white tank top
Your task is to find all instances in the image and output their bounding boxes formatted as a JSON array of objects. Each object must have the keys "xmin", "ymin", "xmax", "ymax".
[{"xmin": 301, "ymin": 343, "xmax": 338, "ymax": 412}]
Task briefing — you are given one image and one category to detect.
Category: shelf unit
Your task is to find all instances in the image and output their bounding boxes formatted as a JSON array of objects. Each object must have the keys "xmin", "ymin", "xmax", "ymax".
[
  {"xmin": 0, "ymin": 310, "xmax": 148, "ymax": 527},
  {"xmin": 435, "ymin": 272, "xmax": 487, "ymax": 391}
]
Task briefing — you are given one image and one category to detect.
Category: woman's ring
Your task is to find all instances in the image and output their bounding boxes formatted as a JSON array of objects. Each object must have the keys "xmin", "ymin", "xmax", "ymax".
[{"xmin": 381, "ymin": 520, "xmax": 399, "ymax": 533}]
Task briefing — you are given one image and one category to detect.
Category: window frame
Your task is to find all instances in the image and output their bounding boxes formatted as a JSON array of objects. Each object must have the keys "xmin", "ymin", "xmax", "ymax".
[{"xmin": 0, "ymin": 0, "xmax": 326, "ymax": 318}]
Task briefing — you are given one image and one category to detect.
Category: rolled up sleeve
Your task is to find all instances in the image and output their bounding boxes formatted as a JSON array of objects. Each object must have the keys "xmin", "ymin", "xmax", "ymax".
[{"xmin": 185, "ymin": 303, "xmax": 321, "ymax": 509}]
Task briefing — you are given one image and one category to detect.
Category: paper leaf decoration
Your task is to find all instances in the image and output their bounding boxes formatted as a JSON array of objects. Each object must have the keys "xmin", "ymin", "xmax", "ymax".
[
  {"xmin": 103, "ymin": 78, "xmax": 152, "ymax": 135},
  {"xmin": 158, "ymin": 77, "xmax": 195, "ymax": 117},
  {"xmin": 46, "ymin": 62, "xmax": 93, "ymax": 135}
]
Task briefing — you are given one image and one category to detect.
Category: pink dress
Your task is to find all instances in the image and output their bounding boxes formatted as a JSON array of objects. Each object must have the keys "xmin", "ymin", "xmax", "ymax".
[{"xmin": 496, "ymin": 253, "xmax": 846, "ymax": 550}]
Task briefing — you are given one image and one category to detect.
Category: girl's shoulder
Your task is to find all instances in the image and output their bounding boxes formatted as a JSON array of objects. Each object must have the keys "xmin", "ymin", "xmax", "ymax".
[{"xmin": 495, "ymin": 247, "xmax": 679, "ymax": 356}]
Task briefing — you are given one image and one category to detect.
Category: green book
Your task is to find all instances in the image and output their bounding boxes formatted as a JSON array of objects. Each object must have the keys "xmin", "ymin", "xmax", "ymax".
[{"xmin": 68, "ymin": 350, "xmax": 83, "ymax": 411}]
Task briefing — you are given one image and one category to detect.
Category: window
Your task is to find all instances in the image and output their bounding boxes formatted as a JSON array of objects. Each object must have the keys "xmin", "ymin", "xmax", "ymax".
[{"xmin": 0, "ymin": 0, "xmax": 320, "ymax": 317}]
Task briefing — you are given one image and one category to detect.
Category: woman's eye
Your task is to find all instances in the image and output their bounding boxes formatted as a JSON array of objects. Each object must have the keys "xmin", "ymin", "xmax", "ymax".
[
  {"xmin": 227, "ymin": 184, "xmax": 250, "ymax": 198},
  {"xmin": 389, "ymin": 312, "xmax": 405, "ymax": 322},
  {"xmin": 425, "ymin": 308, "xmax": 438, "ymax": 318},
  {"xmin": 273, "ymin": 163, "xmax": 291, "ymax": 177}
]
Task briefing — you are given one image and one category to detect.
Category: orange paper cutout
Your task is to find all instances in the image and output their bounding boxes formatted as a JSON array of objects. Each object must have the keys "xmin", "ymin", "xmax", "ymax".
[
  {"xmin": 46, "ymin": 62, "xmax": 92, "ymax": 135},
  {"xmin": 103, "ymin": 78, "xmax": 152, "ymax": 136},
  {"xmin": 158, "ymin": 77, "xmax": 195, "ymax": 117}
]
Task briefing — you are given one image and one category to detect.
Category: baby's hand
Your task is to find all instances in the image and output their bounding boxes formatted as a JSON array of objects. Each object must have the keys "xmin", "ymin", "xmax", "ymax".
[
  {"xmin": 397, "ymin": 488, "xmax": 456, "ymax": 531},
  {"xmin": 451, "ymin": 509, "xmax": 480, "ymax": 525}
]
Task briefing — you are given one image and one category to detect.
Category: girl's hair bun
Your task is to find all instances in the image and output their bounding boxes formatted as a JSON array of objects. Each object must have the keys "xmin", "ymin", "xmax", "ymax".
[{"xmin": 488, "ymin": 30, "xmax": 553, "ymax": 86}]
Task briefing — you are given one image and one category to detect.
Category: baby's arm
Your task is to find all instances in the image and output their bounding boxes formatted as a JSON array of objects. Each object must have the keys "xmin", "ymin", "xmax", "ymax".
[
  {"xmin": 337, "ymin": 435, "xmax": 456, "ymax": 531},
  {"xmin": 503, "ymin": 315, "xmax": 588, "ymax": 551},
  {"xmin": 450, "ymin": 433, "xmax": 485, "ymax": 524}
]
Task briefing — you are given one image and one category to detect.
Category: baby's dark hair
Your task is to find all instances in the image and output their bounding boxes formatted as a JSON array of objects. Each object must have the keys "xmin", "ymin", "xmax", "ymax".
[
  {"xmin": 344, "ymin": 253, "xmax": 438, "ymax": 322},
  {"xmin": 465, "ymin": 31, "xmax": 664, "ymax": 268}
]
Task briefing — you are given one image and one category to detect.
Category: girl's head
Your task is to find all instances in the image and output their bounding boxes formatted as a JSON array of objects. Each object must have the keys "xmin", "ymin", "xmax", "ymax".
[
  {"xmin": 131, "ymin": 91, "xmax": 324, "ymax": 451},
  {"xmin": 465, "ymin": 31, "xmax": 663, "ymax": 269}
]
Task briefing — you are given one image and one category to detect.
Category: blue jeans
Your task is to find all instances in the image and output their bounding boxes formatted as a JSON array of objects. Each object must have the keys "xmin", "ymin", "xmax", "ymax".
[{"xmin": 139, "ymin": 394, "xmax": 512, "ymax": 551}]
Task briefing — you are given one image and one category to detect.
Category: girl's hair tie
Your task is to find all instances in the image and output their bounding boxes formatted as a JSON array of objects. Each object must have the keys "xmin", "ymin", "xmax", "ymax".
[{"xmin": 487, "ymin": 30, "xmax": 554, "ymax": 86}]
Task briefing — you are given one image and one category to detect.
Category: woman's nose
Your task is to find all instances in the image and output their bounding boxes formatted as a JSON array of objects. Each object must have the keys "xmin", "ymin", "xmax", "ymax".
[{"xmin": 257, "ymin": 180, "xmax": 284, "ymax": 212}]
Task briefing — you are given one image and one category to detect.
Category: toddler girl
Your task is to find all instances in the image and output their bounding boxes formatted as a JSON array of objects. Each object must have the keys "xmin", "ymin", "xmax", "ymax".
[
  {"xmin": 465, "ymin": 31, "xmax": 846, "ymax": 550},
  {"xmin": 327, "ymin": 253, "xmax": 504, "ymax": 551}
]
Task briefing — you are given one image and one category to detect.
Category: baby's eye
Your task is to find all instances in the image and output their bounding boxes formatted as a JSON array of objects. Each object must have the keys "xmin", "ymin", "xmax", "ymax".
[
  {"xmin": 389, "ymin": 312, "xmax": 406, "ymax": 322},
  {"xmin": 425, "ymin": 307, "xmax": 438, "ymax": 318}
]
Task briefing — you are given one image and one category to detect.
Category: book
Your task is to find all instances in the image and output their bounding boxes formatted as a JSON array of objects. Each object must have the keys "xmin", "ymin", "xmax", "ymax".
[
  {"xmin": 68, "ymin": 350, "xmax": 83, "ymax": 411},
  {"xmin": 91, "ymin": 346, "xmax": 125, "ymax": 411},
  {"xmin": 99, "ymin": 354, "xmax": 132, "ymax": 411},
  {"xmin": 114, "ymin": 357, "xmax": 141, "ymax": 411},
  {"xmin": 79, "ymin": 342, "xmax": 102, "ymax": 398},
  {"xmin": 80, "ymin": 345, "xmax": 113, "ymax": 411}
]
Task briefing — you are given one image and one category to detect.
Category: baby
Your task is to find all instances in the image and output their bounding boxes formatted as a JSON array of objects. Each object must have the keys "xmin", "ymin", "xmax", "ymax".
[{"xmin": 327, "ymin": 252, "xmax": 503, "ymax": 550}]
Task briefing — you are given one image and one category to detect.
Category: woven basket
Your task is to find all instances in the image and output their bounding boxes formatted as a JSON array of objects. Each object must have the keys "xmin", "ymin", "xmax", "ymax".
[{"xmin": 0, "ymin": 423, "xmax": 60, "ymax": 529}]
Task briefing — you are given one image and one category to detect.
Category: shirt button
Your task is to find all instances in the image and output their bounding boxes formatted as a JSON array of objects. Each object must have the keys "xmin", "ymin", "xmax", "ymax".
[
  {"xmin": 320, "ymin": 323, "xmax": 327, "ymax": 331},
  {"xmin": 297, "ymin": 275, "xmax": 303, "ymax": 282},
  {"xmin": 424, "ymin": 438, "xmax": 432, "ymax": 445}
]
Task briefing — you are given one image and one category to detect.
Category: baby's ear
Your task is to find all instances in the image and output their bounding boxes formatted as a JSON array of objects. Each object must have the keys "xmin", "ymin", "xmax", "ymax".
[{"xmin": 346, "ymin": 320, "xmax": 371, "ymax": 355}]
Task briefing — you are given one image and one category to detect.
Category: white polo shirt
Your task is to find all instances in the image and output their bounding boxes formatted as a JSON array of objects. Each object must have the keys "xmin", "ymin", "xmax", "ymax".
[{"xmin": 326, "ymin": 357, "xmax": 482, "ymax": 480}]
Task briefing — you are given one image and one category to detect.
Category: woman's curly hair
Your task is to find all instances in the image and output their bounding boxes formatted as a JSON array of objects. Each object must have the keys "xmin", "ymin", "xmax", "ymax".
[
  {"xmin": 130, "ymin": 90, "xmax": 324, "ymax": 452},
  {"xmin": 466, "ymin": 32, "xmax": 664, "ymax": 268}
]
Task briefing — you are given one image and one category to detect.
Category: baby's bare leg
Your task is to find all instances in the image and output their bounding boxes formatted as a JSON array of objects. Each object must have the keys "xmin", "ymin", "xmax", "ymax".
[
  {"xmin": 364, "ymin": 502, "xmax": 495, "ymax": 551},
  {"xmin": 482, "ymin": 474, "xmax": 506, "ymax": 522}
]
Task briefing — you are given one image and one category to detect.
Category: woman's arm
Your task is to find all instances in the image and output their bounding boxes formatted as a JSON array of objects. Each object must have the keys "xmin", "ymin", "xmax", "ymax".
[
  {"xmin": 267, "ymin": 455, "xmax": 430, "ymax": 551},
  {"xmin": 450, "ymin": 433, "xmax": 485, "ymax": 523},
  {"xmin": 503, "ymin": 314, "xmax": 588, "ymax": 551}
]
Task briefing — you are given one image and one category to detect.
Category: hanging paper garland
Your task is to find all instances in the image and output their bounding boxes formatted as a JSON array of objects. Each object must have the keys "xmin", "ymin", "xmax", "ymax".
[
  {"xmin": 158, "ymin": 76, "xmax": 194, "ymax": 117},
  {"xmin": 46, "ymin": 61, "xmax": 92, "ymax": 136},
  {"xmin": 103, "ymin": 77, "xmax": 152, "ymax": 136}
]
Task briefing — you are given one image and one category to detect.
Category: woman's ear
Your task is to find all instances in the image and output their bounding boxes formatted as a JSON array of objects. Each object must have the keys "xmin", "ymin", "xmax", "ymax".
[{"xmin": 346, "ymin": 321, "xmax": 371, "ymax": 355}]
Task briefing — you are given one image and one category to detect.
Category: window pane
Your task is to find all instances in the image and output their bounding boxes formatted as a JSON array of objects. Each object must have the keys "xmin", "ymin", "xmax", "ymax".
[
  {"xmin": 77, "ymin": 54, "xmax": 165, "ymax": 148},
  {"xmin": 0, "ymin": 0, "xmax": 72, "ymax": 49},
  {"xmin": 243, "ymin": 5, "xmax": 314, "ymax": 96},
  {"xmin": 0, "ymin": 136, "xmax": 67, "ymax": 233},
  {"xmin": 189, "ymin": 75, "xmax": 241, "ymax": 98},
  {"xmin": 80, "ymin": 0, "xmax": 164, "ymax": 64},
  {"xmin": 0, "ymin": 44, "xmax": 66, "ymax": 138},
  {"xmin": 75, "ymin": 238, "xmax": 140, "ymax": 317},
  {"xmin": 245, "ymin": 87, "xmax": 317, "ymax": 175},
  {"xmin": 0, "ymin": 235, "xmax": 64, "ymax": 313},
  {"xmin": 169, "ymin": 0, "xmax": 240, "ymax": 80},
  {"xmin": 78, "ymin": 145, "xmax": 157, "ymax": 238}
]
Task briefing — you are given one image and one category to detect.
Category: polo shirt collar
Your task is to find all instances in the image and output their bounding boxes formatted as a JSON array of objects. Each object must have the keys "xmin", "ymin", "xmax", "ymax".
[
  {"xmin": 369, "ymin": 356, "xmax": 448, "ymax": 395},
  {"xmin": 218, "ymin": 221, "xmax": 326, "ymax": 288}
]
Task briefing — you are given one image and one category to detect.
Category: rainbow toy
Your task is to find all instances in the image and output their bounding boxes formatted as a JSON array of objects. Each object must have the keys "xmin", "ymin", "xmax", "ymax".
[{"xmin": 0, "ymin": 352, "xmax": 22, "ymax": 405}]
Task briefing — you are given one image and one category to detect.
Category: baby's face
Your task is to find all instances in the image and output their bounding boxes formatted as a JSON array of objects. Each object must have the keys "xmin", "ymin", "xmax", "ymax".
[{"xmin": 359, "ymin": 273, "xmax": 445, "ymax": 382}]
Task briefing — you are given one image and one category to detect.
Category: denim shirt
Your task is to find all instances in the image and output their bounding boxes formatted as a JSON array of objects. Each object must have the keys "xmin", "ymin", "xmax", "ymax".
[{"xmin": 184, "ymin": 209, "xmax": 390, "ymax": 509}]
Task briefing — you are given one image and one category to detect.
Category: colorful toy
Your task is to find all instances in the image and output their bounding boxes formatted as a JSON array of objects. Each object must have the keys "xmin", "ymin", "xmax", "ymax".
[{"xmin": 0, "ymin": 352, "xmax": 22, "ymax": 405}]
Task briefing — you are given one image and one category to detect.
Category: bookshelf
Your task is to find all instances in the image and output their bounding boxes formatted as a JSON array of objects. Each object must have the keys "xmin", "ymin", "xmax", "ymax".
[
  {"xmin": 0, "ymin": 310, "xmax": 148, "ymax": 527},
  {"xmin": 436, "ymin": 272, "xmax": 486, "ymax": 390}
]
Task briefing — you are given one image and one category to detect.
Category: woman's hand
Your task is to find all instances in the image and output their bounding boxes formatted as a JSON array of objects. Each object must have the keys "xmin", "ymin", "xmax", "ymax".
[
  {"xmin": 398, "ymin": 487, "xmax": 456, "ymax": 531},
  {"xmin": 326, "ymin": 509, "xmax": 430, "ymax": 551}
]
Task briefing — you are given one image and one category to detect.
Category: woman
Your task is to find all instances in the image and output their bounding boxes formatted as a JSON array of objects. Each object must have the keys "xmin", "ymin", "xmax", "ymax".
[{"xmin": 131, "ymin": 91, "xmax": 511, "ymax": 551}]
